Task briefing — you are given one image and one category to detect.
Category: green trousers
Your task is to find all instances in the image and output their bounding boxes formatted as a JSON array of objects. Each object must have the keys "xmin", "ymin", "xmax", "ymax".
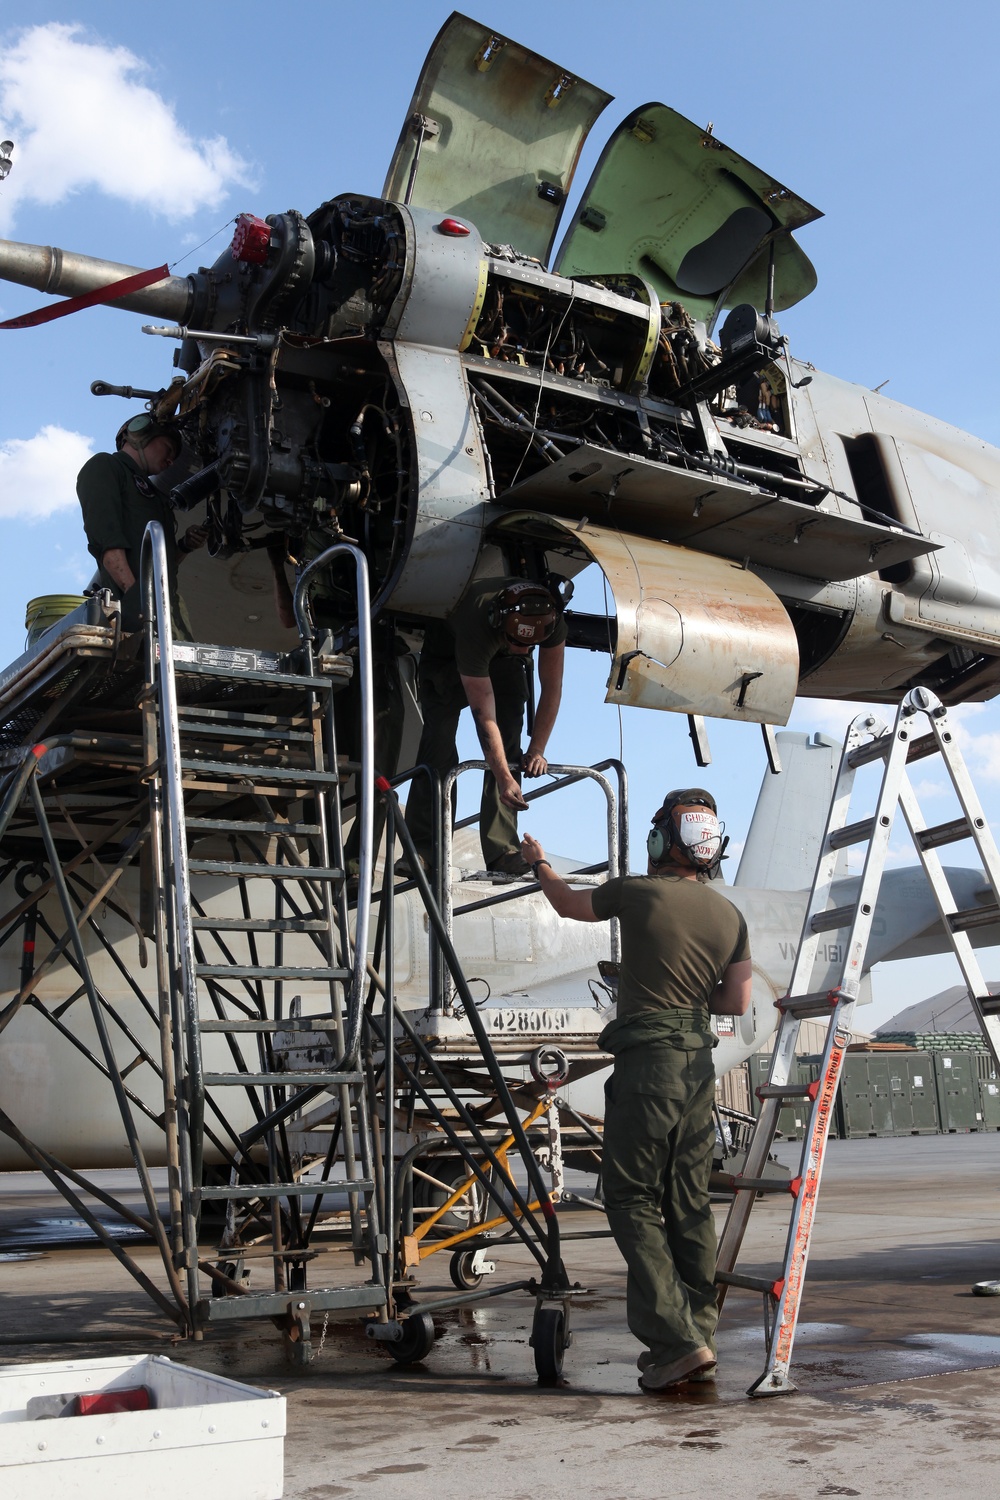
[
  {"xmin": 602, "ymin": 1038, "xmax": 719, "ymax": 1364},
  {"xmin": 404, "ymin": 651, "xmax": 527, "ymax": 870}
]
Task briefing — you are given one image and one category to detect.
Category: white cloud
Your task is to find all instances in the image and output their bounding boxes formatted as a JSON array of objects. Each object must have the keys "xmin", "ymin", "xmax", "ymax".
[
  {"xmin": 0, "ymin": 425, "xmax": 94, "ymax": 519},
  {"xmin": 0, "ymin": 24, "xmax": 253, "ymax": 232}
]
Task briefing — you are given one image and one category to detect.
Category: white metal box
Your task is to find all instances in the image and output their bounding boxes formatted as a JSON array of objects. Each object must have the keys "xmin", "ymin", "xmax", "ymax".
[{"xmin": 0, "ymin": 1353, "xmax": 284, "ymax": 1499}]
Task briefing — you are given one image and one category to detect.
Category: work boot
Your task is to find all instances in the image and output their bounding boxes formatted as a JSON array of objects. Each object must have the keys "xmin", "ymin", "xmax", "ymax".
[
  {"xmin": 487, "ymin": 849, "xmax": 531, "ymax": 877},
  {"xmin": 394, "ymin": 853, "xmax": 428, "ymax": 880},
  {"xmin": 639, "ymin": 1347, "xmax": 716, "ymax": 1391},
  {"xmin": 637, "ymin": 1347, "xmax": 717, "ymax": 1380}
]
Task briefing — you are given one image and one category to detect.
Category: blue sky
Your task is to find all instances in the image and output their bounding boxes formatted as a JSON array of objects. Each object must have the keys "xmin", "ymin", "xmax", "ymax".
[{"xmin": 1, "ymin": 2, "xmax": 998, "ymax": 1025}]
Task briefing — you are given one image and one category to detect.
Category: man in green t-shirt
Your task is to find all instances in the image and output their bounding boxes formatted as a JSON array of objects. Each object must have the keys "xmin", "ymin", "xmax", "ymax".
[
  {"xmin": 404, "ymin": 577, "xmax": 567, "ymax": 876},
  {"xmin": 521, "ymin": 788, "xmax": 752, "ymax": 1391},
  {"xmin": 76, "ymin": 414, "xmax": 205, "ymax": 638}
]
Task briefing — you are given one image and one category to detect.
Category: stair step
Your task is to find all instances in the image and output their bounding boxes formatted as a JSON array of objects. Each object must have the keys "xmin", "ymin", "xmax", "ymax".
[
  {"xmin": 197, "ymin": 1284, "xmax": 387, "ymax": 1323},
  {"xmin": 202, "ymin": 1071, "xmax": 361, "ymax": 1087},
  {"xmin": 949, "ymin": 904, "xmax": 1000, "ymax": 933},
  {"xmin": 172, "ymin": 657, "xmax": 337, "ymax": 691},
  {"xmin": 186, "ymin": 819, "xmax": 322, "ymax": 836},
  {"xmin": 192, "ymin": 916, "xmax": 329, "ymax": 933},
  {"xmin": 200, "ymin": 1016, "xmax": 341, "ymax": 1032},
  {"xmin": 810, "ymin": 904, "xmax": 856, "ymax": 934},
  {"xmin": 189, "ymin": 859, "xmax": 342, "ymax": 881},
  {"xmin": 196, "ymin": 964, "xmax": 348, "ymax": 982},
  {"xmin": 179, "ymin": 719, "xmax": 313, "ymax": 744},
  {"xmin": 180, "ymin": 758, "xmax": 338, "ymax": 786},
  {"xmin": 199, "ymin": 1177, "xmax": 373, "ymax": 1200},
  {"xmin": 715, "ymin": 1270, "xmax": 785, "ymax": 1297}
]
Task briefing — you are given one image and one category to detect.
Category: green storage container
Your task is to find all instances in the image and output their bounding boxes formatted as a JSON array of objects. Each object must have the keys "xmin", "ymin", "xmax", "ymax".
[
  {"xmin": 934, "ymin": 1052, "xmax": 981, "ymax": 1131},
  {"xmin": 866, "ymin": 1054, "xmax": 895, "ymax": 1137},
  {"xmin": 838, "ymin": 1053, "xmax": 876, "ymax": 1138},
  {"xmin": 748, "ymin": 1053, "xmax": 813, "ymax": 1140},
  {"xmin": 976, "ymin": 1053, "xmax": 1000, "ymax": 1129},
  {"xmin": 901, "ymin": 1054, "xmax": 940, "ymax": 1133}
]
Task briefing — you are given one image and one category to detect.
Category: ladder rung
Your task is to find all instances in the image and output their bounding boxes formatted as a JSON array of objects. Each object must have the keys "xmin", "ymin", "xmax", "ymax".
[
  {"xmin": 949, "ymin": 904, "xmax": 1000, "ymax": 933},
  {"xmin": 714, "ymin": 1174, "xmax": 801, "ymax": 1197},
  {"xmin": 827, "ymin": 817, "xmax": 875, "ymax": 850},
  {"xmin": 192, "ymin": 916, "xmax": 329, "ymax": 932},
  {"xmin": 186, "ymin": 819, "xmax": 322, "ymax": 836},
  {"xmin": 189, "ymin": 859, "xmax": 343, "ymax": 880},
  {"xmin": 777, "ymin": 990, "xmax": 844, "ymax": 1018},
  {"xmin": 810, "ymin": 904, "xmax": 856, "ymax": 934},
  {"xmin": 756, "ymin": 1081, "xmax": 820, "ymax": 1101},
  {"xmin": 196, "ymin": 964, "xmax": 348, "ymax": 981},
  {"xmin": 976, "ymin": 995, "xmax": 1000, "ymax": 1016},
  {"xmin": 199, "ymin": 1178, "xmax": 373, "ymax": 1200},
  {"xmin": 202, "ymin": 1071, "xmax": 360, "ymax": 1087},
  {"xmin": 846, "ymin": 736, "xmax": 891, "ymax": 768},
  {"xmin": 904, "ymin": 731, "xmax": 939, "ymax": 764},
  {"xmin": 180, "ymin": 758, "xmax": 338, "ymax": 786},
  {"xmin": 916, "ymin": 817, "xmax": 974, "ymax": 851},
  {"xmin": 715, "ymin": 1270, "xmax": 785, "ymax": 1297},
  {"xmin": 199, "ymin": 1017, "xmax": 340, "ymax": 1032}
]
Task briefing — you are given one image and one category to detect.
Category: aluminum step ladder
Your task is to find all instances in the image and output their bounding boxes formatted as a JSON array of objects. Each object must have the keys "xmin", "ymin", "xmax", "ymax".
[
  {"xmin": 140, "ymin": 523, "xmax": 386, "ymax": 1357},
  {"xmin": 715, "ymin": 685, "xmax": 1000, "ymax": 1396}
]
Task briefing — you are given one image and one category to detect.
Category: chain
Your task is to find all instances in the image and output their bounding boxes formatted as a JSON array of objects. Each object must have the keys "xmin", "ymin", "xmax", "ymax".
[{"xmin": 317, "ymin": 1309, "xmax": 330, "ymax": 1358}]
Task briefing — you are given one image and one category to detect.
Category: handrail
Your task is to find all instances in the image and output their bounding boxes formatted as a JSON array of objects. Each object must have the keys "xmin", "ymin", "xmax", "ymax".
[
  {"xmin": 292, "ymin": 543, "xmax": 374, "ymax": 1068},
  {"xmin": 442, "ymin": 760, "xmax": 622, "ymax": 965}
]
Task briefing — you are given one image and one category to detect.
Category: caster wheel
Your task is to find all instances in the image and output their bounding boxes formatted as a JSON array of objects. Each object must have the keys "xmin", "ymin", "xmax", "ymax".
[
  {"xmin": 531, "ymin": 1304, "xmax": 566, "ymax": 1384},
  {"xmin": 388, "ymin": 1310, "xmax": 435, "ymax": 1364},
  {"xmin": 449, "ymin": 1249, "xmax": 484, "ymax": 1290}
]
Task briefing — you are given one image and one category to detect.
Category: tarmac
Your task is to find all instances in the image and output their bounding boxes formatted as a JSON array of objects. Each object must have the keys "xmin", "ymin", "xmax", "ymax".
[{"xmin": 2, "ymin": 1132, "xmax": 1000, "ymax": 1498}]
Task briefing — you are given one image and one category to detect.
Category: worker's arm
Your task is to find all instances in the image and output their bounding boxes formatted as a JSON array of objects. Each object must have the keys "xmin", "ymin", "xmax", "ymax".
[
  {"xmin": 523, "ymin": 641, "xmax": 564, "ymax": 777},
  {"xmin": 176, "ymin": 523, "xmax": 208, "ymax": 565},
  {"xmin": 520, "ymin": 834, "xmax": 603, "ymax": 922},
  {"xmin": 101, "ymin": 548, "xmax": 135, "ymax": 594},
  {"xmin": 710, "ymin": 958, "xmax": 753, "ymax": 1016},
  {"xmin": 461, "ymin": 672, "xmax": 528, "ymax": 810}
]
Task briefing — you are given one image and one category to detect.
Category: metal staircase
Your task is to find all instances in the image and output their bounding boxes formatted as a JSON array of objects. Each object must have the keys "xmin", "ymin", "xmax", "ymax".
[
  {"xmin": 715, "ymin": 685, "xmax": 1000, "ymax": 1396},
  {"xmin": 140, "ymin": 523, "xmax": 388, "ymax": 1356}
]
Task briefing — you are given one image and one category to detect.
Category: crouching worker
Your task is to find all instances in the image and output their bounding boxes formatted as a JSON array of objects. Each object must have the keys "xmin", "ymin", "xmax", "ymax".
[{"xmin": 520, "ymin": 788, "xmax": 752, "ymax": 1391}]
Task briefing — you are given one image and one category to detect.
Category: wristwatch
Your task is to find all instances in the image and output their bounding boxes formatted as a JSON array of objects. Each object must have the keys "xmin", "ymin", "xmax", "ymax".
[{"xmin": 531, "ymin": 859, "xmax": 551, "ymax": 878}]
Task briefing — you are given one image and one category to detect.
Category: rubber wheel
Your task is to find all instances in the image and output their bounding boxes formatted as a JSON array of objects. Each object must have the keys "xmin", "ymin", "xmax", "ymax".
[
  {"xmin": 449, "ymin": 1248, "xmax": 484, "ymax": 1290},
  {"xmin": 531, "ymin": 1304, "xmax": 566, "ymax": 1384},
  {"xmin": 388, "ymin": 1310, "xmax": 436, "ymax": 1365}
]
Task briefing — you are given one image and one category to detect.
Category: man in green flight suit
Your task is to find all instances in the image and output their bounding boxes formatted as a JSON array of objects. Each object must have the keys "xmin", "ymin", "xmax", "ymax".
[
  {"xmin": 76, "ymin": 413, "xmax": 205, "ymax": 638},
  {"xmin": 404, "ymin": 576, "xmax": 567, "ymax": 876},
  {"xmin": 521, "ymin": 788, "xmax": 752, "ymax": 1391}
]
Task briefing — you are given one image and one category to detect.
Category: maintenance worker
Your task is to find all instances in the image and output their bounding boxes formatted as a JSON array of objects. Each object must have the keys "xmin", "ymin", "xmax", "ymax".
[
  {"xmin": 76, "ymin": 414, "xmax": 205, "ymax": 638},
  {"xmin": 404, "ymin": 576, "xmax": 567, "ymax": 877},
  {"xmin": 520, "ymin": 788, "xmax": 752, "ymax": 1391}
]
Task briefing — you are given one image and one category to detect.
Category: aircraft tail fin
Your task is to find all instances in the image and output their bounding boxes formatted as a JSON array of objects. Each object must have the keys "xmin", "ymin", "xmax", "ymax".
[{"xmin": 734, "ymin": 731, "xmax": 841, "ymax": 890}]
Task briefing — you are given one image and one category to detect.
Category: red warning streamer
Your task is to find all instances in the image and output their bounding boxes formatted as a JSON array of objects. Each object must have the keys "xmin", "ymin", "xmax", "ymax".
[{"xmin": 0, "ymin": 263, "xmax": 171, "ymax": 330}]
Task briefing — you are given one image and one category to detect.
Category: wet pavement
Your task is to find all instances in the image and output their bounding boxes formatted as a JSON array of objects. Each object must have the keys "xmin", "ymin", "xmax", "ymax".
[{"xmin": 2, "ymin": 1134, "xmax": 1000, "ymax": 1496}]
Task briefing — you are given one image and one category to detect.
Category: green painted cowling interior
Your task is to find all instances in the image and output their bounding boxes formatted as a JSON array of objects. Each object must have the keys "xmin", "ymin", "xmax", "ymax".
[
  {"xmin": 554, "ymin": 104, "xmax": 823, "ymax": 325},
  {"xmin": 382, "ymin": 11, "xmax": 612, "ymax": 265}
]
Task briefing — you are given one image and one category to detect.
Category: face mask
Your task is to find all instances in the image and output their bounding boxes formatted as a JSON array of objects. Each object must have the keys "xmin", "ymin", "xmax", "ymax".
[{"xmin": 675, "ymin": 807, "xmax": 722, "ymax": 866}]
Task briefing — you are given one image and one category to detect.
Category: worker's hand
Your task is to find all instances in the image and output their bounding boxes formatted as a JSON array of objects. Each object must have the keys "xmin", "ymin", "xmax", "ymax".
[
  {"xmin": 522, "ymin": 745, "xmax": 548, "ymax": 777},
  {"xmin": 181, "ymin": 523, "xmax": 209, "ymax": 553},
  {"xmin": 498, "ymin": 773, "xmax": 529, "ymax": 812},
  {"xmin": 521, "ymin": 833, "xmax": 545, "ymax": 867}
]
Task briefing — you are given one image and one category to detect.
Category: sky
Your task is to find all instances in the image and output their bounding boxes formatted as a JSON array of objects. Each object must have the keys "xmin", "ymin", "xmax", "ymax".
[{"xmin": 0, "ymin": 1, "xmax": 998, "ymax": 1028}]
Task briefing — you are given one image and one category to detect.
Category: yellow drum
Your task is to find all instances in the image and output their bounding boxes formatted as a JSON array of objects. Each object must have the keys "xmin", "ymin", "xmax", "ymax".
[{"xmin": 24, "ymin": 594, "xmax": 86, "ymax": 647}]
